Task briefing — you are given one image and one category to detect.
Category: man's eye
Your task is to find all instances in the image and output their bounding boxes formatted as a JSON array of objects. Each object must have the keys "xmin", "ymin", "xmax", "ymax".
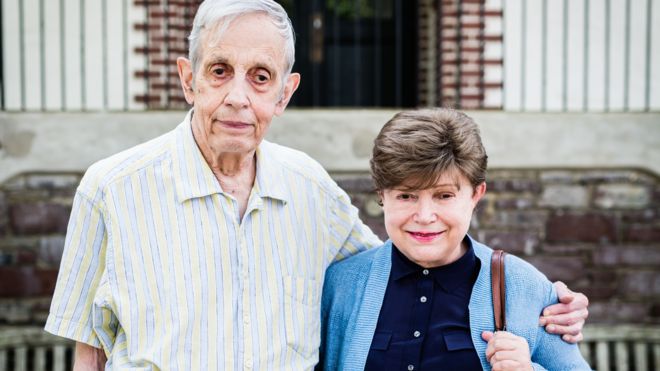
[
  {"xmin": 253, "ymin": 72, "xmax": 270, "ymax": 83},
  {"xmin": 212, "ymin": 66, "xmax": 227, "ymax": 76}
]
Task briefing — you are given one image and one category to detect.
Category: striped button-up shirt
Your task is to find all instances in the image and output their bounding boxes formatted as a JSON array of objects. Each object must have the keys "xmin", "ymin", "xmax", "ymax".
[{"xmin": 45, "ymin": 111, "xmax": 381, "ymax": 370}]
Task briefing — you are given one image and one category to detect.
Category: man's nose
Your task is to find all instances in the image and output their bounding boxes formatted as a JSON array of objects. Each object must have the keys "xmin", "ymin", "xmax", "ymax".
[{"xmin": 223, "ymin": 77, "xmax": 250, "ymax": 108}]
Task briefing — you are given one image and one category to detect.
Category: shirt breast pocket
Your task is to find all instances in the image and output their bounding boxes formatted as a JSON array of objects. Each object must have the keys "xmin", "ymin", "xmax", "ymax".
[
  {"xmin": 444, "ymin": 330, "xmax": 475, "ymax": 351},
  {"xmin": 283, "ymin": 275, "xmax": 321, "ymax": 359}
]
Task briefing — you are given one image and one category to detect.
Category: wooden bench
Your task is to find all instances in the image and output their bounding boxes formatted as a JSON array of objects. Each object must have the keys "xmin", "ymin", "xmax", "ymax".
[
  {"xmin": 0, "ymin": 327, "xmax": 73, "ymax": 371},
  {"xmin": 1, "ymin": 324, "xmax": 659, "ymax": 370},
  {"xmin": 581, "ymin": 324, "xmax": 660, "ymax": 371}
]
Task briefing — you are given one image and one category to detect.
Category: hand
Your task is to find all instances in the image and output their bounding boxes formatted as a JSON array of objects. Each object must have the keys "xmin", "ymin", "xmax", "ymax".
[
  {"xmin": 482, "ymin": 331, "xmax": 533, "ymax": 371},
  {"xmin": 538, "ymin": 281, "xmax": 589, "ymax": 343}
]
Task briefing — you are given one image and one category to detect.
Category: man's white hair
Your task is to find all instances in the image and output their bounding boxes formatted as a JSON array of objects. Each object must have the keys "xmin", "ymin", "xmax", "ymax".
[{"xmin": 188, "ymin": 0, "xmax": 296, "ymax": 76}]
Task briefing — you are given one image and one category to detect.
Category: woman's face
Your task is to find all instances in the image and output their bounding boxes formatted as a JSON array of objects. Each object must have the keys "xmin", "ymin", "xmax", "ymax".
[{"xmin": 381, "ymin": 172, "xmax": 486, "ymax": 268}]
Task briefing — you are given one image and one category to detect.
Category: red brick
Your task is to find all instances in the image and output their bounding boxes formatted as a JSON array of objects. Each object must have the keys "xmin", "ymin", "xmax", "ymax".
[
  {"xmin": 134, "ymin": 23, "xmax": 161, "ymax": 31},
  {"xmin": 524, "ymin": 256, "xmax": 586, "ymax": 282},
  {"xmin": 134, "ymin": 95, "xmax": 162, "ymax": 104},
  {"xmin": 16, "ymin": 250, "xmax": 37, "ymax": 265},
  {"xmin": 623, "ymin": 225, "xmax": 660, "ymax": 243},
  {"xmin": 617, "ymin": 271, "xmax": 660, "ymax": 297},
  {"xmin": 478, "ymin": 230, "xmax": 540, "ymax": 255},
  {"xmin": 546, "ymin": 213, "xmax": 617, "ymax": 243},
  {"xmin": 594, "ymin": 245, "xmax": 660, "ymax": 266},
  {"xmin": 9, "ymin": 203, "xmax": 70, "ymax": 235},
  {"xmin": 588, "ymin": 302, "xmax": 649, "ymax": 323},
  {"xmin": 0, "ymin": 267, "xmax": 58, "ymax": 297},
  {"xmin": 133, "ymin": 47, "xmax": 160, "ymax": 55},
  {"xmin": 487, "ymin": 178, "xmax": 542, "ymax": 193}
]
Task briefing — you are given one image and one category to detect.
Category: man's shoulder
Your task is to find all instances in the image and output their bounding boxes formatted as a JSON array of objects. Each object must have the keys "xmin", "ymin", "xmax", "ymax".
[
  {"xmin": 260, "ymin": 140, "xmax": 339, "ymax": 192},
  {"xmin": 78, "ymin": 128, "xmax": 176, "ymax": 198}
]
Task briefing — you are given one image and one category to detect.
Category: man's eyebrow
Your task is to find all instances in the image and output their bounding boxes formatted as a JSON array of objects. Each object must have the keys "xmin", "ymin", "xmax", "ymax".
[
  {"xmin": 204, "ymin": 55, "xmax": 229, "ymax": 68},
  {"xmin": 252, "ymin": 62, "xmax": 278, "ymax": 77}
]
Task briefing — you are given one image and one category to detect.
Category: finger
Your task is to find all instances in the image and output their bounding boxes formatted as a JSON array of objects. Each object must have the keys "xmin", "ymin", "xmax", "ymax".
[
  {"xmin": 482, "ymin": 331, "xmax": 495, "ymax": 342},
  {"xmin": 541, "ymin": 308, "xmax": 588, "ymax": 327},
  {"xmin": 489, "ymin": 336, "xmax": 525, "ymax": 352},
  {"xmin": 491, "ymin": 359, "xmax": 524, "ymax": 371},
  {"xmin": 562, "ymin": 332, "xmax": 584, "ymax": 344},
  {"xmin": 545, "ymin": 319, "xmax": 585, "ymax": 336},
  {"xmin": 553, "ymin": 281, "xmax": 572, "ymax": 302},
  {"xmin": 490, "ymin": 349, "xmax": 528, "ymax": 364}
]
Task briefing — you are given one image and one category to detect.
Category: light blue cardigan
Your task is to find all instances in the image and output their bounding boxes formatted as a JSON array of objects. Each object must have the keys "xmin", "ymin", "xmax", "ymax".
[{"xmin": 318, "ymin": 237, "xmax": 591, "ymax": 370}]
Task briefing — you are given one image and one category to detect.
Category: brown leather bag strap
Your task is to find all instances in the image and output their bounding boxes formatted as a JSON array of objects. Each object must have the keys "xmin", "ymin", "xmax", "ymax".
[{"xmin": 491, "ymin": 249, "xmax": 507, "ymax": 331}]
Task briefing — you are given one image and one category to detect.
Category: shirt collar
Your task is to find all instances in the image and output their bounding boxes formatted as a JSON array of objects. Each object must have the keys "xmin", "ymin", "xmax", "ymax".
[
  {"xmin": 173, "ymin": 110, "xmax": 289, "ymax": 204},
  {"xmin": 253, "ymin": 142, "xmax": 289, "ymax": 203},
  {"xmin": 390, "ymin": 236, "xmax": 478, "ymax": 293}
]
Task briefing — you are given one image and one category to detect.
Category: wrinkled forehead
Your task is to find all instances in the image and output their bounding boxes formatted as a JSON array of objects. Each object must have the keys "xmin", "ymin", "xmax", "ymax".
[{"xmin": 198, "ymin": 13, "xmax": 288, "ymax": 70}]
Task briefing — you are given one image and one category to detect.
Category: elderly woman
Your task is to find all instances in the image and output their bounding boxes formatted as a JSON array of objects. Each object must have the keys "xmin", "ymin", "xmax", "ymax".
[{"xmin": 318, "ymin": 109, "xmax": 591, "ymax": 371}]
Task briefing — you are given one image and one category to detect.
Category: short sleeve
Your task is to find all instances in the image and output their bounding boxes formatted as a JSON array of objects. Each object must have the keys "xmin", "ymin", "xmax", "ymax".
[
  {"xmin": 328, "ymin": 185, "xmax": 382, "ymax": 262},
  {"xmin": 44, "ymin": 190, "xmax": 109, "ymax": 347}
]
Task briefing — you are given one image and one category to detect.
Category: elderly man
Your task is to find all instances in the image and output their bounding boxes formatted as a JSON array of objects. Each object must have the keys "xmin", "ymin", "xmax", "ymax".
[{"xmin": 45, "ymin": 1, "xmax": 589, "ymax": 370}]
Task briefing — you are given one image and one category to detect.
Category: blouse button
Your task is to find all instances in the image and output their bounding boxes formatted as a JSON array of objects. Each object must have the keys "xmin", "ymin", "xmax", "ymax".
[{"xmin": 420, "ymin": 296, "xmax": 427, "ymax": 303}]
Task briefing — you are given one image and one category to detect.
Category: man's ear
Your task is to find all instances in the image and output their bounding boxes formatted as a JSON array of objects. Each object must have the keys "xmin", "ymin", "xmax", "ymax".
[
  {"xmin": 274, "ymin": 72, "xmax": 301, "ymax": 115},
  {"xmin": 177, "ymin": 57, "xmax": 195, "ymax": 105}
]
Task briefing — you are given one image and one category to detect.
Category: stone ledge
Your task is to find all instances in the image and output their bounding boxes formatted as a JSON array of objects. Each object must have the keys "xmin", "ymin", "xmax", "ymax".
[{"xmin": 1, "ymin": 110, "xmax": 659, "ymax": 183}]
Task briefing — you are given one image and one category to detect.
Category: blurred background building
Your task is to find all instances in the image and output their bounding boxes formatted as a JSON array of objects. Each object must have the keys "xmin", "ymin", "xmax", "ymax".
[{"xmin": 0, "ymin": 0, "xmax": 659, "ymax": 369}]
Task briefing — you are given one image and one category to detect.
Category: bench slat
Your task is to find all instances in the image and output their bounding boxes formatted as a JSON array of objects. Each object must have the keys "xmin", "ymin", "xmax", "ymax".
[
  {"xmin": 596, "ymin": 341, "xmax": 610, "ymax": 371},
  {"xmin": 635, "ymin": 343, "xmax": 648, "ymax": 371},
  {"xmin": 35, "ymin": 347, "xmax": 47, "ymax": 371},
  {"xmin": 54, "ymin": 345, "xmax": 68, "ymax": 371},
  {"xmin": 15, "ymin": 347, "xmax": 27, "ymax": 371},
  {"xmin": 0, "ymin": 349, "xmax": 7, "ymax": 371},
  {"xmin": 615, "ymin": 341, "xmax": 629, "ymax": 371}
]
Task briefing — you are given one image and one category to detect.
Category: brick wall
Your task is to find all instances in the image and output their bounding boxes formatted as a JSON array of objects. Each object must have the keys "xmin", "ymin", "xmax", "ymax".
[
  {"xmin": 135, "ymin": 0, "xmax": 202, "ymax": 109},
  {"xmin": 2, "ymin": 169, "xmax": 657, "ymax": 325},
  {"xmin": 418, "ymin": 0, "xmax": 503, "ymax": 108},
  {"xmin": 339, "ymin": 169, "xmax": 660, "ymax": 324}
]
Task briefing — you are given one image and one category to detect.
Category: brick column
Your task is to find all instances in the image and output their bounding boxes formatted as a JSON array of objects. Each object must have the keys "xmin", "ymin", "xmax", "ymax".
[
  {"xmin": 428, "ymin": 0, "xmax": 502, "ymax": 109},
  {"xmin": 134, "ymin": 0, "xmax": 201, "ymax": 109}
]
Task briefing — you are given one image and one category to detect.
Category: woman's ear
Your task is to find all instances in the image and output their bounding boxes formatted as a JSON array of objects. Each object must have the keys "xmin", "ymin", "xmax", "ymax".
[{"xmin": 472, "ymin": 182, "xmax": 487, "ymax": 205}]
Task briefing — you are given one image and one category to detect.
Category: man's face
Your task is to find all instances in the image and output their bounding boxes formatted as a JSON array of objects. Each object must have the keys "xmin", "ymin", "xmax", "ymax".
[
  {"xmin": 178, "ymin": 12, "xmax": 300, "ymax": 156},
  {"xmin": 381, "ymin": 172, "xmax": 486, "ymax": 268}
]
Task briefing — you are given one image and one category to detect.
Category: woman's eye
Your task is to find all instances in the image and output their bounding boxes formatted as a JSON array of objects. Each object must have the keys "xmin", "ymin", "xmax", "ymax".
[
  {"xmin": 397, "ymin": 193, "xmax": 414, "ymax": 201},
  {"xmin": 438, "ymin": 193, "xmax": 454, "ymax": 199}
]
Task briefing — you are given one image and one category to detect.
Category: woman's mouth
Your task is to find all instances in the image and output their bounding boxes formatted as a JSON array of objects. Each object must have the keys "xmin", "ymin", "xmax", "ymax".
[{"xmin": 408, "ymin": 231, "xmax": 443, "ymax": 242}]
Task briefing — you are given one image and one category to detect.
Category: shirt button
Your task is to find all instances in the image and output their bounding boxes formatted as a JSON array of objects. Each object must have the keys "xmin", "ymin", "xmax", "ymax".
[
  {"xmin": 413, "ymin": 330, "xmax": 421, "ymax": 338},
  {"xmin": 422, "ymin": 269, "xmax": 429, "ymax": 275},
  {"xmin": 420, "ymin": 296, "xmax": 427, "ymax": 303},
  {"xmin": 408, "ymin": 365, "xmax": 415, "ymax": 371}
]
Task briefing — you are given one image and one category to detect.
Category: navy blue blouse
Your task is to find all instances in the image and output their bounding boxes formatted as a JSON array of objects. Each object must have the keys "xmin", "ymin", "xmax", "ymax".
[{"xmin": 364, "ymin": 240, "xmax": 482, "ymax": 371}]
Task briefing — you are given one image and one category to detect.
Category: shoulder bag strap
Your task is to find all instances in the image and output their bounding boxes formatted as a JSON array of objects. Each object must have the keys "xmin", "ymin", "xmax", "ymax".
[{"xmin": 491, "ymin": 249, "xmax": 507, "ymax": 331}]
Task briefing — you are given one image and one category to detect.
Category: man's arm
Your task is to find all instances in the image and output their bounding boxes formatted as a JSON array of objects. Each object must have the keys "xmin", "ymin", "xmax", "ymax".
[
  {"xmin": 539, "ymin": 281, "xmax": 589, "ymax": 343},
  {"xmin": 74, "ymin": 342, "xmax": 107, "ymax": 371}
]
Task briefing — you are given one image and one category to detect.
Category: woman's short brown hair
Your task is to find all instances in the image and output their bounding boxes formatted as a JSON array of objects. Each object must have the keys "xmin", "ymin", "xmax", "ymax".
[{"xmin": 370, "ymin": 108, "xmax": 488, "ymax": 191}]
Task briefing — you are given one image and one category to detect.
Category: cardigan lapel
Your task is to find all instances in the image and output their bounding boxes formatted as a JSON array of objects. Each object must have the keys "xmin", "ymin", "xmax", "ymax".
[
  {"xmin": 341, "ymin": 242, "xmax": 393, "ymax": 370},
  {"xmin": 469, "ymin": 239, "xmax": 497, "ymax": 370}
]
